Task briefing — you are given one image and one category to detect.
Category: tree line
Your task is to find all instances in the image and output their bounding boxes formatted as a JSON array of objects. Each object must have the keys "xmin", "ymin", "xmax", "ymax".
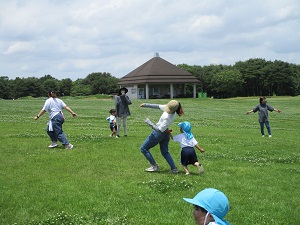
[
  {"xmin": 0, "ymin": 72, "xmax": 119, "ymax": 99},
  {"xmin": 179, "ymin": 58, "xmax": 300, "ymax": 98},
  {"xmin": 1, "ymin": 58, "xmax": 299, "ymax": 99}
]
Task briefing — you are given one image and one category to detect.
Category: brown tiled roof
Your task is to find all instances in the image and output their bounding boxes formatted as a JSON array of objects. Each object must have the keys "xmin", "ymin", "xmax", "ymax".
[{"xmin": 117, "ymin": 54, "xmax": 200, "ymax": 85}]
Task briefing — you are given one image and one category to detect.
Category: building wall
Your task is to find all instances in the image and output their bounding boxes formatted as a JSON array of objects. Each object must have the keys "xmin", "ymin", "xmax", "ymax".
[
  {"xmin": 121, "ymin": 85, "xmax": 138, "ymax": 99},
  {"xmin": 122, "ymin": 84, "xmax": 186, "ymax": 99}
]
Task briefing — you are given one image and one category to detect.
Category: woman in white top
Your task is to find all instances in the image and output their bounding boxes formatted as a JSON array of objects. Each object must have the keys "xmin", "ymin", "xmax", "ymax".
[
  {"xmin": 34, "ymin": 90, "xmax": 77, "ymax": 149},
  {"xmin": 140, "ymin": 100, "xmax": 184, "ymax": 173}
]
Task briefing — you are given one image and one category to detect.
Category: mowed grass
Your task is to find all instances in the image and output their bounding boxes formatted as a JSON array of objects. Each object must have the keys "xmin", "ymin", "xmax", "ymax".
[{"xmin": 0, "ymin": 96, "xmax": 299, "ymax": 224}]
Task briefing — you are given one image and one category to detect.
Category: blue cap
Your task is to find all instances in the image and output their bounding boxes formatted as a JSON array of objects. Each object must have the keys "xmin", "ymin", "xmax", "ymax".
[
  {"xmin": 183, "ymin": 188, "xmax": 230, "ymax": 225},
  {"xmin": 178, "ymin": 121, "xmax": 194, "ymax": 140}
]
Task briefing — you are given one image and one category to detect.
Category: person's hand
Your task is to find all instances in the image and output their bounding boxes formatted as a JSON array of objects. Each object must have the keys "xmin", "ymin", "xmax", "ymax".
[
  {"xmin": 140, "ymin": 103, "xmax": 145, "ymax": 107},
  {"xmin": 199, "ymin": 148, "xmax": 205, "ymax": 153},
  {"xmin": 164, "ymin": 129, "xmax": 173, "ymax": 138},
  {"xmin": 71, "ymin": 112, "xmax": 77, "ymax": 117},
  {"xmin": 246, "ymin": 111, "xmax": 251, "ymax": 115},
  {"xmin": 145, "ymin": 118, "xmax": 150, "ymax": 123},
  {"xmin": 277, "ymin": 109, "xmax": 282, "ymax": 113}
]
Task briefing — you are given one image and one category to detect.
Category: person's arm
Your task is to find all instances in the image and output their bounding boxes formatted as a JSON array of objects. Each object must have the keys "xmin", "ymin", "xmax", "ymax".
[
  {"xmin": 246, "ymin": 109, "xmax": 253, "ymax": 115},
  {"xmin": 145, "ymin": 118, "xmax": 160, "ymax": 131},
  {"xmin": 65, "ymin": 106, "xmax": 77, "ymax": 117},
  {"xmin": 140, "ymin": 103, "xmax": 160, "ymax": 109},
  {"xmin": 274, "ymin": 108, "xmax": 281, "ymax": 113},
  {"xmin": 195, "ymin": 143, "xmax": 205, "ymax": 153},
  {"xmin": 246, "ymin": 105, "xmax": 258, "ymax": 115},
  {"xmin": 267, "ymin": 103, "xmax": 281, "ymax": 113},
  {"xmin": 125, "ymin": 95, "xmax": 132, "ymax": 105},
  {"xmin": 168, "ymin": 130, "xmax": 173, "ymax": 139},
  {"xmin": 34, "ymin": 110, "xmax": 46, "ymax": 120}
]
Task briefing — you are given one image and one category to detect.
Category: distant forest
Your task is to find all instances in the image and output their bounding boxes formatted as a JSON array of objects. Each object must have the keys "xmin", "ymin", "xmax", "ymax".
[{"xmin": 1, "ymin": 58, "xmax": 299, "ymax": 99}]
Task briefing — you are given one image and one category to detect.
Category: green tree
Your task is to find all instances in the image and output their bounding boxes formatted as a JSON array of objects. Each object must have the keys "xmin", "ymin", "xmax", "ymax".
[
  {"xmin": 0, "ymin": 76, "xmax": 11, "ymax": 99},
  {"xmin": 23, "ymin": 77, "xmax": 42, "ymax": 97},
  {"xmin": 40, "ymin": 75, "xmax": 59, "ymax": 96},
  {"xmin": 59, "ymin": 78, "xmax": 73, "ymax": 96},
  {"xmin": 71, "ymin": 79, "xmax": 92, "ymax": 96},
  {"xmin": 234, "ymin": 58, "xmax": 268, "ymax": 96},
  {"xmin": 271, "ymin": 60, "xmax": 298, "ymax": 96},
  {"xmin": 211, "ymin": 69, "xmax": 244, "ymax": 98},
  {"xmin": 83, "ymin": 72, "xmax": 119, "ymax": 94},
  {"xmin": 11, "ymin": 77, "xmax": 27, "ymax": 99}
]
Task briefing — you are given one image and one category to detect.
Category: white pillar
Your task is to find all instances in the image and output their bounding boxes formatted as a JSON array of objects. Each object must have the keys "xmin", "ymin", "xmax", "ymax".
[
  {"xmin": 170, "ymin": 84, "xmax": 174, "ymax": 99},
  {"xmin": 146, "ymin": 84, "xmax": 149, "ymax": 99},
  {"xmin": 193, "ymin": 83, "xmax": 197, "ymax": 98}
]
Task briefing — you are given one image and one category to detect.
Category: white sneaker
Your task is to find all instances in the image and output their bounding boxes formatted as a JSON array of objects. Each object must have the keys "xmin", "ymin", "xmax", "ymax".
[
  {"xmin": 170, "ymin": 168, "xmax": 179, "ymax": 174},
  {"xmin": 65, "ymin": 144, "xmax": 73, "ymax": 149},
  {"xmin": 145, "ymin": 165, "xmax": 159, "ymax": 172},
  {"xmin": 269, "ymin": 135, "xmax": 272, "ymax": 138},
  {"xmin": 262, "ymin": 135, "xmax": 265, "ymax": 137},
  {"xmin": 197, "ymin": 164, "xmax": 204, "ymax": 175},
  {"xmin": 48, "ymin": 142, "xmax": 58, "ymax": 148}
]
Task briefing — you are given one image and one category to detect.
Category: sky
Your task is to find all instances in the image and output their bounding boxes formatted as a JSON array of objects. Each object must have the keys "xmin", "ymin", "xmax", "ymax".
[{"xmin": 1, "ymin": 0, "xmax": 300, "ymax": 80}]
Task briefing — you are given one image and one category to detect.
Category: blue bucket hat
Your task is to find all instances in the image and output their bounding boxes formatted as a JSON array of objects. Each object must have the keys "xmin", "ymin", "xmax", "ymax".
[
  {"xmin": 178, "ymin": 121, "xmax": 194, "ymax": 140},
  {"xmin": 183, "ymin": 188, "xmax": 230, "ymax": 225}
]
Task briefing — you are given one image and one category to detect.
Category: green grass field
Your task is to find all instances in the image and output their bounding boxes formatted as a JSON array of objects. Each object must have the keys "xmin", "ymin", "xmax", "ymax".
[{"xmin": 0, "ymin": 96, "xmax": 299, "ymax": 225}]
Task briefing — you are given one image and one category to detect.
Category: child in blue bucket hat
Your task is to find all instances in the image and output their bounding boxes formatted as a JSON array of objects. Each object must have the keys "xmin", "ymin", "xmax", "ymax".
[
  {"xmin": 183, "ymin": 188, "xmax": 230, "ymax": 225},
  {"xmin": 170, "ymin": 121, "xmax": 205, "ymax": 175}
]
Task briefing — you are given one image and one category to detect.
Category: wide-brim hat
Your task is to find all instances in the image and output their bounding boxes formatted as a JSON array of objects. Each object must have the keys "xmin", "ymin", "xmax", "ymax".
[
  {"xmin": 164, "ymin": 100, "xmax": 179, "ymax": 114},
  {"xmin": 118, "ymin": 87, "xmax": 128, "ymax": 95},
  {"xmin": 183, "ymin": 188, "xmax": 230, "ymax": 225}
]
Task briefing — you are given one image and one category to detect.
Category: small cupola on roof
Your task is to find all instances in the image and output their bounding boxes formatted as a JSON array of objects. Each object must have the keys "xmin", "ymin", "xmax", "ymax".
[{"xmin": 154, "ymin": 52, "xmax": 160, "ymax": 57}]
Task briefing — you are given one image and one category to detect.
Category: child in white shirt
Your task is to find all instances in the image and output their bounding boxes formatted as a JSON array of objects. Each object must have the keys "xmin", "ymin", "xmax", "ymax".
[
  {"xmin": 106, "ymin": 109, "xmax": 117, "ymax": 137},
  {"xmin": 171, "ymin": 121, "xmax": 205, "ymax": 175}
]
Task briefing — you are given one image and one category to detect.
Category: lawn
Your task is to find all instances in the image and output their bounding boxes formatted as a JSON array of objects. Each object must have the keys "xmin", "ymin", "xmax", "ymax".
[{"xmin": 0, "ymin": 96, "xmax": 299, "ymax": 224}]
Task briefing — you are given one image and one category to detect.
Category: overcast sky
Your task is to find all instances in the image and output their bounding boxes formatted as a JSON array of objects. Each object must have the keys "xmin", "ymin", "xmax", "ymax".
[{"xmin": 1, "ymin": 0, "xmax": 299, "ymax": 80}]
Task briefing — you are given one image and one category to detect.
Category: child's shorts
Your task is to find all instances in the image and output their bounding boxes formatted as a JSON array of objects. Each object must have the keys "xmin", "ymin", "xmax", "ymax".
[
  {"xmin": 110, "ymin": 123, "xmax": 117, "ymax": 131},
  {"xmin": 181, "ymin": 147, "xmax": 198, "ymax": 166}
]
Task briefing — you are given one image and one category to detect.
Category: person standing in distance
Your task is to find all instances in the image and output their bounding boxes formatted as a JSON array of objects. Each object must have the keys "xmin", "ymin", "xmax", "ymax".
[
  {"xmin": 34, "ymin": 90, "xmax": 77, "ymax": 149},
  {"xmin": 115, "ymin": 87, "xmax": 132, "ymax": 138},
  {"xmin": 246, "ymin": 96, "xmax": 281, "ymax": 137}
]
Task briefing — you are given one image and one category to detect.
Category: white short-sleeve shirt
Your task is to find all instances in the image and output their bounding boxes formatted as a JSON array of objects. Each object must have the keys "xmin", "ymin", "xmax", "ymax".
[{"xmin": 173, "ymin": 133, "xmax": 198, "ymax": 148}]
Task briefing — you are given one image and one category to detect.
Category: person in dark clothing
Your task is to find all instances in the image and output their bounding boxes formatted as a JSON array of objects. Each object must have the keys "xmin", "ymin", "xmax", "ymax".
[
  {"xmin": 246, "ymin": 96, "xmax": 281, "ymax": 137},
  {"xmin": 115, "ymin": 87, "xmax": 132, "ymax": 138}
]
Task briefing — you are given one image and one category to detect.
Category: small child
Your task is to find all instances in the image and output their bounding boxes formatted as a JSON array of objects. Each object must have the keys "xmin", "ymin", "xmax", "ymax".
[
  {"xmin": 170, "ymin": 121, "xmax": 205, "ymax": 175},
  {"xmin": 106, "ymin": 109, "xmax": 117, "ymax": 137}
]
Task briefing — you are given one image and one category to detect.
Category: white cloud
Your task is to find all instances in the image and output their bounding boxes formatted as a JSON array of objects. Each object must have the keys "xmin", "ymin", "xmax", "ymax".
[
  {"xmin": 0, "ymin": 0, "xmax": 299, "ymax": 80},
  {"xmin": 4, "ymin": 41, "xmax": 35, "ymax": 54}
]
